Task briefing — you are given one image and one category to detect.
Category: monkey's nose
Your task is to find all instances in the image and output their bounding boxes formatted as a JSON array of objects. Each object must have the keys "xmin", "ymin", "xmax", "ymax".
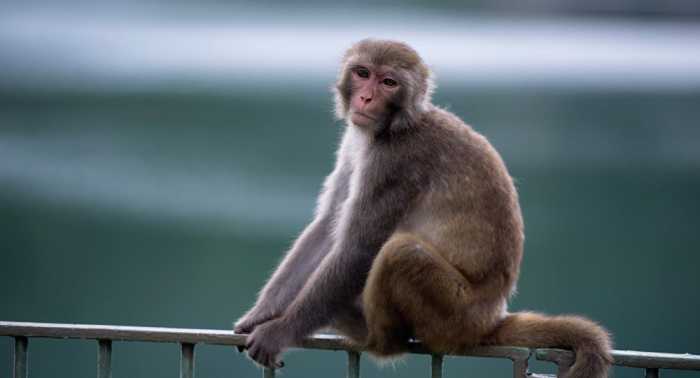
[{"xmin": 360, "ymin": 96, "xmax": 372, "ymax": 103}]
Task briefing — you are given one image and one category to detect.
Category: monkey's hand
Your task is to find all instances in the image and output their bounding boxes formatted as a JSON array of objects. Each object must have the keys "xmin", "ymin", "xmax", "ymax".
[
  {"xmin": 234, "ymin": 311, "xmax": 279, "ymax": 335},
  {"xmin": 245, "ymin": 318, "xmax": 297, "ymax": 370},
  {"xmin": 234, "ymin": 310, "xmax": 282, "ymax": 353}
]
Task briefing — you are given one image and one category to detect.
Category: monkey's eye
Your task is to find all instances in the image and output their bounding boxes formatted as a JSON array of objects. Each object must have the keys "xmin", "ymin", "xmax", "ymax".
[
  {"xmin": 357, "ymin": 69, "xmax": 370, "ymax": 78},
  {"xmin": 383, "ymin": 78, "xmax": 397, "ymax": 87}
]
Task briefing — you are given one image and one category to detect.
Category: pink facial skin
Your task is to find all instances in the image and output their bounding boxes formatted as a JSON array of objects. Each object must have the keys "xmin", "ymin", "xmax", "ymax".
[{"xmin": 349, "ymin": 66, "xmax": 400, "ymax": 128}]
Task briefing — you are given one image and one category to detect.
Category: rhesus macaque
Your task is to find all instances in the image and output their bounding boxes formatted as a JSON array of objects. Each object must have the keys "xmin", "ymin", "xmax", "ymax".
[{"xmin": 234, "ymin": 39, "xmax": 612, "ymax": 378}]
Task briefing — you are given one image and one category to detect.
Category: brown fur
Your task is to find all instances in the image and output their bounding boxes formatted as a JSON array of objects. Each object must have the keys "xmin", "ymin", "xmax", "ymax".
[{"xmin": 235, "ymin": 39, "xmax": 612, "ymax": 377}]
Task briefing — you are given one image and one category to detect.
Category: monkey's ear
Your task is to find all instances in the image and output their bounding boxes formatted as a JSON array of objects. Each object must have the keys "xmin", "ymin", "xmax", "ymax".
[
  {"xmin": 411, "ymin": 65, "xmax": 435, "ymax": 108},
  {"xmin": 332, "ymin": 63, "xmax": 356, "ymax": 121},
  {"xmin": 332, "ymin": 86, "xmax": 349, "ymax": 120},
  {"xmin": 422, "ymin": 69, "xmax": 436, "ymax": 104}
]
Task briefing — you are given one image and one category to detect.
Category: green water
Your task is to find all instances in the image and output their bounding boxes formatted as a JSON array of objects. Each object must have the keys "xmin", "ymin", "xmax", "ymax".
[{"xmin": 1, "ymin": 89, "xmax": 699, "ymax": 377}]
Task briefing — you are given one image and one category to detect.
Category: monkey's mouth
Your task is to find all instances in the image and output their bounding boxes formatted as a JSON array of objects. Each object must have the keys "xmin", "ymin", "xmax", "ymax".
[{"xmin": 352, "ymin": 111, "xmax": 376, "ymax": 121}]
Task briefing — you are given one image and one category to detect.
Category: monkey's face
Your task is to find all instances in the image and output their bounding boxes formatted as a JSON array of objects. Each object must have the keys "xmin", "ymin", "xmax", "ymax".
[
  {"xmin": 348, "ymin": 65, "xmax": 401, "ymax": 128},
  {"xmin": 334, "ymin": 39, "xmax": 435, "ymax": 131}
]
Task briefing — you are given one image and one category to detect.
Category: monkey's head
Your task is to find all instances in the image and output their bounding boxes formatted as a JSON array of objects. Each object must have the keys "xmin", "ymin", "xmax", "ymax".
[{"xmin": 334, "ymin": 39, "xmax": 435, "ymax": 132}]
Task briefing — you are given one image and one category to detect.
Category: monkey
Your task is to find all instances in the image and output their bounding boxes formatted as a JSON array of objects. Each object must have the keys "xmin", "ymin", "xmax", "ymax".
[{"xmin": 234, "ymin": 39, "xmax": 612, "ymax": 378}]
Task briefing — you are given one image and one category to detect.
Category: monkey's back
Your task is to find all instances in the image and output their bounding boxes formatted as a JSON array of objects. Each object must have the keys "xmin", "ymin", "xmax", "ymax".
[{"xmin": 399, "ymin": 106, "xmax": 524, "ymax": 296}]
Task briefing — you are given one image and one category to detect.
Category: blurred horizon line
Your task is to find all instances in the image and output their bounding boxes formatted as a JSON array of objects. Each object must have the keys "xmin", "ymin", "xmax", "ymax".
[{"xmin": 1, "ymin": 2, "xmax": 699, "ymax": 93}]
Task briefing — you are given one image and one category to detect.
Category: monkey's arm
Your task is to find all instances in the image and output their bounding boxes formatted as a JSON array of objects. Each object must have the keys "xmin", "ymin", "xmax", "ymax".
[
  {"xmin": 245, "ymin": 170, "xmax": 418, "ymax": 368},
  {"xmin": 234, "ymin": 217, "xmax": 333, "ymax": 334},
  {"xmin": 234, "ymin": 164, "xmax": 351, "ymax": 334}
]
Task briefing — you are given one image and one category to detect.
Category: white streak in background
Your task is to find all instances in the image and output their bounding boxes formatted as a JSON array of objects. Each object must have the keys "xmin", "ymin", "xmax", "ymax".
[
  {"xmin": 0, "ymin": 2, "xmax": 699, "ymax": 91},
  {"xmin": 0, "ymin": 134, "xmax": 317, "ymax": 237}
]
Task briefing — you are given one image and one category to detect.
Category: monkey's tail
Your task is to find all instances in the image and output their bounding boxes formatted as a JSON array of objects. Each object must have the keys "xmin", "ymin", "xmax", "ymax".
[{"xmin": 483, "ymin": 311, "xmax": 613, "ymax": 378}]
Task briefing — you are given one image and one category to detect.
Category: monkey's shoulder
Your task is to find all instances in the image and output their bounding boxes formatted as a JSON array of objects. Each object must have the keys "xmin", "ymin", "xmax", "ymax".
[
  {"xmin": 422, "ymin": 106, "xmax": 482, "ymax": 142},
  {"xmin": 420, "ymin": 106, "xmax": 504, "ymax": 165}
]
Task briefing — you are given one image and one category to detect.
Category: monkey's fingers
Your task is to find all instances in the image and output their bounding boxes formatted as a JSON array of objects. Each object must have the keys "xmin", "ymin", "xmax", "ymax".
[
  {"xmin": 247, "ymin": 344, "xmax": 284, "ymax": 370},
  {"xmin": 237, "ymin": 345, "xmax": 247, "ymax": 353},
  {"xmin": 264, "ymin": 359, "xmax": 285, "ymax": 370}
]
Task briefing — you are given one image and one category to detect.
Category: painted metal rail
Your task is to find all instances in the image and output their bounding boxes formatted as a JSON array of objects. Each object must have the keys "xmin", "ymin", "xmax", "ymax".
[{"xmin": 1, "ymin": 321, "xmax": 699, "ymax": 378}]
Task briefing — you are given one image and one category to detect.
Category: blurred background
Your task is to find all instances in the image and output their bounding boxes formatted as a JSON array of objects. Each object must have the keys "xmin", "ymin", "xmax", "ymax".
[{"xmin": 1, "ymin": 1, "xmax": 699, "ymax": 377}]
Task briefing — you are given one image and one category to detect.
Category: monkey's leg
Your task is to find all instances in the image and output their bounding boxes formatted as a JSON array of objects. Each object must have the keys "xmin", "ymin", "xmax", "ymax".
[
  {"xmin": 329, "ymin": 295, "xmax": 368, "ymax": 347},
  {"xmin": 362, "ymin": 233, "xmax": 502, "ymax": 356}
]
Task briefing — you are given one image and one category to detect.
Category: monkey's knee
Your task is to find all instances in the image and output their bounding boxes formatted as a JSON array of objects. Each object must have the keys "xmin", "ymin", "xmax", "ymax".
[
  {"xmin": 362, "ymin": 234, "xmax": 465, "ymax": 353},
  {"xmin": 370, "ymin": 233, "xmax": 445, "ymax": 275},
  {"xmin": 365, "ymin": 234, "xmax": 439, "ymax": 303},
  {"xmin": 363, "ymin": 233, "xmax": 498, "ymax": 353},
  {"xmin": 370, "ymin": 233, "xmax": 465, "ymax": 300}
]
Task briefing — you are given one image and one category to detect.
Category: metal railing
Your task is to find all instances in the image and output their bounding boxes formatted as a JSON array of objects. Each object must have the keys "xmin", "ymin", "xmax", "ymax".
[{"xmin": 2, "ymin": 321, "xmax": 699, "ymax": 378}]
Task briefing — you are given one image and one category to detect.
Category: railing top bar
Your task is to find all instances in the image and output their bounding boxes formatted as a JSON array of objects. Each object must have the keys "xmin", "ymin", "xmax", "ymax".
[
  {"xmin": 537, "ymin": 348, "xmax": 700, "ymax": 371},
  {"xmin": 407, "ymin": 342, "xmax": 531, "ymax": 361},
  {"xmin": 0, "ymin": 321, "xmax": 529, "ymax": 359},
  {"xmin": 0, "ymin": 321, "xmax": 247, "ymax": 346},
  {"xmin": 0, "ymin": 321, "xmax": 526, "ymax": 358},
  {"xmin": 2, "ymin": 321, "xmax": 699, "ymax": 370},
  {"xmin": 612, "ymin": 350, "xmax": 700, "ymax": 370}
]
